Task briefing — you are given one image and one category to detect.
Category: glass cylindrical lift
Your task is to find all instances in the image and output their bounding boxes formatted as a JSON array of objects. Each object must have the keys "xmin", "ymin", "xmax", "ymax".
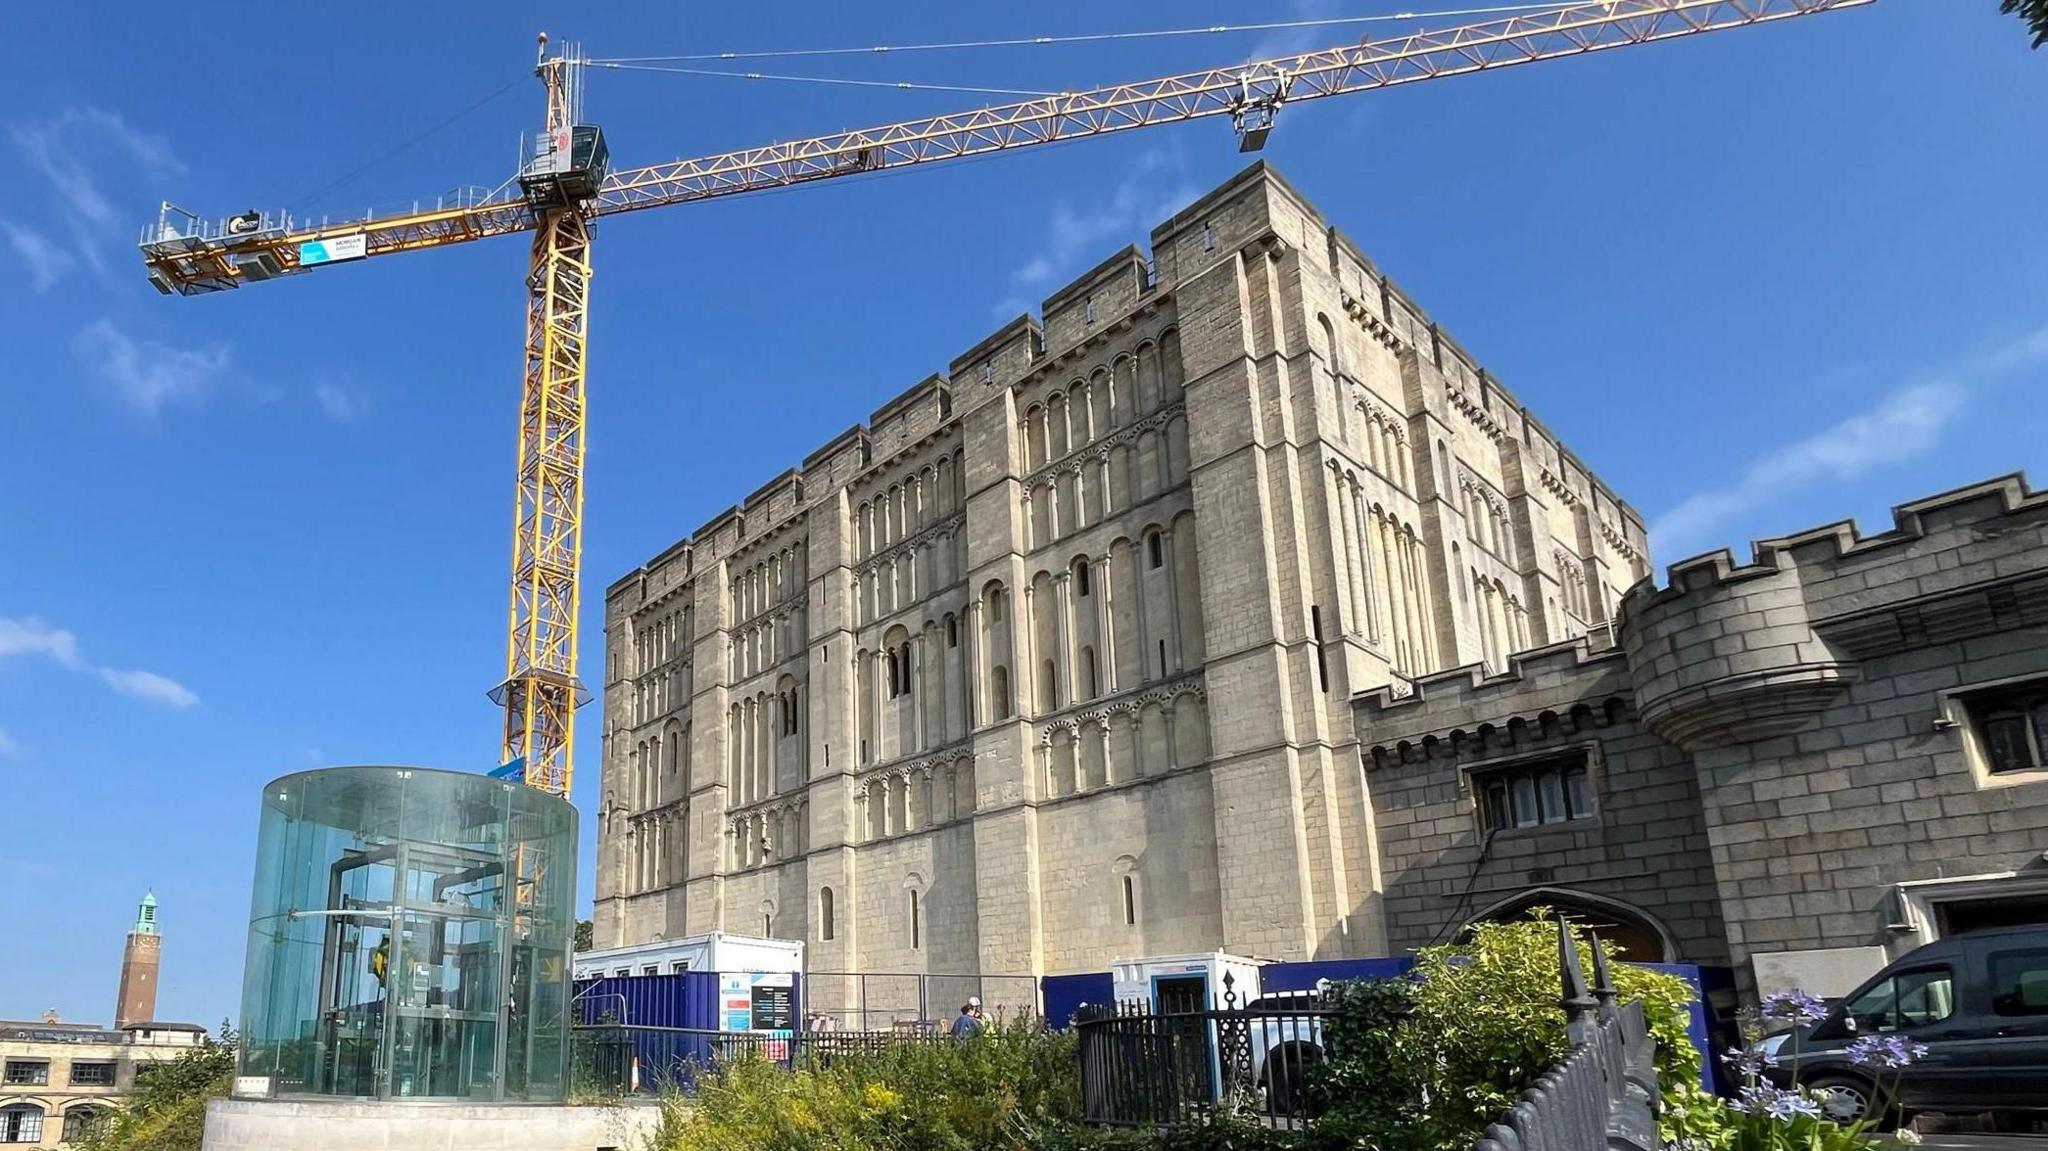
[{"xmin": 236, "ymin": 766, "xmax": 576, "ymax": 1102}]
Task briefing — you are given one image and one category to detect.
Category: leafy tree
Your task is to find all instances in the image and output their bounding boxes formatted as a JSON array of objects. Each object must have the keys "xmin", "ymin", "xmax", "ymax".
[
  {"xmin": 76, "ymin": 1022, "xmax": 238, "ymax": 1151},
  {"xmin": 574, "ymin": 918, "xmax": 594, "ymax": 951},
  {"xmin": 2008, "ymin": 0, "xmax": 2048, "ymax": 48}
]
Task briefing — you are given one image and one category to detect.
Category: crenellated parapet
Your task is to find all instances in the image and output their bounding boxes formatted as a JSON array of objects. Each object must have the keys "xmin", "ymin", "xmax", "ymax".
[
  {"xmin": 1355, "ymin": 633, "xmax": 1628, "ymax": 741},
  {"xmin": 1620, "ymin": 473, "xmax": 2048, "ymax": 750}
]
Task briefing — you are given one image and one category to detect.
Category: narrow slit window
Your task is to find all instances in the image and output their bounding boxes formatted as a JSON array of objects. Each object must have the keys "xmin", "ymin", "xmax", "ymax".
[{"xmin": 1311, "ymin": 606, "xmax": 1329, "ymax": 694}]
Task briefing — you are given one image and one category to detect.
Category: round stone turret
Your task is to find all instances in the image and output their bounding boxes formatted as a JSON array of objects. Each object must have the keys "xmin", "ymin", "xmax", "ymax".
[{"xmin": 1619, "ymin": 546, "xmax": 1856, "ymax": 751}]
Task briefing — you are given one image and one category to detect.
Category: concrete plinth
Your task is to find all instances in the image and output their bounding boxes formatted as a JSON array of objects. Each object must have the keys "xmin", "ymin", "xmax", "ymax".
[{"xmin": 202, "ymin": 1096, "xmax": 665, "ymax": 1151}]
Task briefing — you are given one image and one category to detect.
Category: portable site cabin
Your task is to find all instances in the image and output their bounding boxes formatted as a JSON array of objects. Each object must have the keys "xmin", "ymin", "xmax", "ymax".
[
  {"xmin": 571, "ymin": 931, "xmax": 803, "ymax": 981},
  {"xmin": 1110, "ymin": 951, "xmax": 1266, "ymax": 1013},
  {"xmin": 571, "ymin": 932, "xmax": 804, "ymax": 1037}
]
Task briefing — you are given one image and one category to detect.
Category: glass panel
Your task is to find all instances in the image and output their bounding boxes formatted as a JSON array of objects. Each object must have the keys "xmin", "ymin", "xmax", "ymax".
[
  {"xmin": 1844, "ymin": 978, "xmax": 1899, "ymax": 1032},
  {"xmin": 1988, "ymin": 948, "xmax": 2048, "ymax": 1017},
  {"xmin": 1982, "ymin": 714, "xmax": 2034, "ymax": 773},
  {"xmin": 1537, "ymin": 772, "xmax": 1566, "ymax": 824},
  {"xmin": 1482, "ymin": 780, "xmax": 1510, "ymax": 832},
  {"xmin": 1895, "ymin": 968, "xmax": 1954, "ymax": 1026},
  {"xmin": 1511, "ymin": 776, "xmax": 1538, "ymax": 827},
  {"xmin": 1564, "ymin": 769, "xmax": 1591, "ymax": 819},
  {"xmin": 237, "ymin": 767, "xmax": 575, "ymax": 1102}
]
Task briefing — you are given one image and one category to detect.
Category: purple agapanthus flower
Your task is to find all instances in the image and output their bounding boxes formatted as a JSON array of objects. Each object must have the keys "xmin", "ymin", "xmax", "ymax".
[
  {"xmin": 1847, "ymin": 1034, "xmax": 1928, "ymax": 1069},
  {"xmin": 1720, "ymin": 1046, "xmax": 1779, "ymax": 1077},
  {"xmin": 1759, "ymin": 989, "xmax": 1828, "ymax": 1025},
  {"xmin": 1730, "ymin": 1084, "xmax": 1822, "ymax": 1120}
]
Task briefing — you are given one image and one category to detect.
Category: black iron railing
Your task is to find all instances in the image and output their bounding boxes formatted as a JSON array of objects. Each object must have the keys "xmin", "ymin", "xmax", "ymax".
[
  {"xmin": 573, "ymin": 1024, "xmax": 791, "ymax": 1094},
  {"xmin": 571, "ymin": 1024, "xmax": 958, "ymax": 1095},
  {"xmin": 1470, "ymin": 925, "xmax": 1660, "ymax": 1151},
  {"xmin": 1074, "ymin": 974, "xmax": 1332, "ymax": 1128}
]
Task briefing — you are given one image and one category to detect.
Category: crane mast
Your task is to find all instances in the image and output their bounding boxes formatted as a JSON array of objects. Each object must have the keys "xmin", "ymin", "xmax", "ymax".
[
  {"xmin": 135, "ymin": 0, "xmax": 1874, "ymax": 798},
  {"xmin": 486, "ymin": 38, "xmax": 604, "ymax": 796}
]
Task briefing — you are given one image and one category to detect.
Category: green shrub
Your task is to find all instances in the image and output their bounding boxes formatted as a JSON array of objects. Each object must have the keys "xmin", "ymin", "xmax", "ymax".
[
  {"xmin": 1403, "ymin": 913, "xmax": 1702, "ymax": 1150},
  {"xmin": 1300, "ymin": 913, "xmax": 1703, "ymax": 1151},
  {"xmin": 76, "ymin": 1022, "xmax": 237, "ymax": 1151},
  {"xmin": 649, "ymin": 1056, "xmax": 893, "ymax": 1151},
  {"xmin": 653, "ymin": 1018, "xmax": 1083, "ymax": 1151},
  {"xmin": 1305, "ymin": 976, "xmax": 1420, "ymax": 1148},
  {"xmin": 658, "ymin": 914, "xmax": 1703, "ymax": 1151}
]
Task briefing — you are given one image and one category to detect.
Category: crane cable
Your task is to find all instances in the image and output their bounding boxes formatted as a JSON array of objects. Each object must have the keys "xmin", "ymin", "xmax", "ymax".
[
  {"xmin": 593, "ymin": 62, "xmax": 1061, "ymax": 98},
  {"xmin": 589, "ymin": 1, "xmax": 1593, "ymax": 65},
  {"xmin": 292, "ymin": 72, "xmax": 529, "ymax": 210}
]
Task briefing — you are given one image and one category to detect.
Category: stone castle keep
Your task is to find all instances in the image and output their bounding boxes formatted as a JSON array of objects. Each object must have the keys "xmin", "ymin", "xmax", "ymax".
[
  {"xmin": 595, "ymin": 160, "xmax": 1651, "ymax": 1002},
  {"xmin": 597, "ymin": 161, "xmax": 2048, "ymax": 1004}
]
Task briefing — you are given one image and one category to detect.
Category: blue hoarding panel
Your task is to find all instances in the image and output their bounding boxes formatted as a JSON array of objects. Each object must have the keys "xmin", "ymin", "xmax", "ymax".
[
  {"xmin": 1043, "ymin": 972, "xmax": 1115, "ymax": 1028},
  {"xmin": 1258, "ymin": 957, "xmax": 1415, "ymax": 993},
  {"xmin": 574, "ymin": 970, "xmax": 719, "ymax": 1030}
]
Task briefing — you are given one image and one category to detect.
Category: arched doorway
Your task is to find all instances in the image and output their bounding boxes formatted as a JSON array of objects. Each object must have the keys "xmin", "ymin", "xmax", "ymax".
[{"xmin": 1465, "ymin": 888, "xmax": 1673, "ymax": 963}]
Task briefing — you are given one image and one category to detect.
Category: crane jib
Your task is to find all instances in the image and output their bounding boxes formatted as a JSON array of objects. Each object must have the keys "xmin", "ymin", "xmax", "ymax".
[
  {"xmin": 138, "ymin": 0, "xmax": 1870, "ymax": 296},
  {"xmin": 129, "ymin": 0, "xmax": 1876, "ymax": 792}
]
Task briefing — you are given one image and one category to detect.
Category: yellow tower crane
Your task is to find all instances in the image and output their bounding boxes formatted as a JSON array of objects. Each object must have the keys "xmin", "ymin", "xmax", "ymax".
[{"xmin": 137, "ymin": 0, "xmax": 1871, "ymax": 798}]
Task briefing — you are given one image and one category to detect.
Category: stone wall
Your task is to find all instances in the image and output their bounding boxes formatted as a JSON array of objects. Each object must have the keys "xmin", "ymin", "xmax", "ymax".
[
  {"xmin": 1357, "ymin": 637, "xmax": 1728, "ymax": 964},
  {"xmin": 1354, "ymin": 473, "xmax": 2048, "ymax": 999},
  {"xmin": 596, "ymin": 161, "xmax": 1649, "ymax": 995},
  {"xmin": 1622, "ymin": 474, "xmax": 2048, "ymax": 990}
]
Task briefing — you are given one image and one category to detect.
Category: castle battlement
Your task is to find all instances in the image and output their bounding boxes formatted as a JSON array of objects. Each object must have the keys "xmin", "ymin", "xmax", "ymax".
[
  {"xmin": 1633, "ymin": 473, "xmax": 2045, "ymax": 607},
  {"xmin": 1356, "ymin": 633, "xmax": 1625, "ymax": 721},
  {"xmin": 608, "ymin": 160, "xmax": 1659, "ymax": 613},
  {"xmin": 1619, "ymin": 473, "xmax": 2046, "ymax": 752}
]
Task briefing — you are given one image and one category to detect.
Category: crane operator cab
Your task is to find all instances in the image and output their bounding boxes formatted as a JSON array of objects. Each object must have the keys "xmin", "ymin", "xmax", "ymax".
[
  {"xmin": 519, "ymin": 123, "xmax": 609, "ymax": 209},
  {"xmin": 518, "ymin": 35, "xmax": 608, "ymax": 210}
]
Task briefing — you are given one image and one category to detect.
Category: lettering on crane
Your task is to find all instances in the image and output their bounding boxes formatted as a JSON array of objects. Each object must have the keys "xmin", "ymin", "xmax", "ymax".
[{"xmin": 299, "ymin": 235, "xmax": 368, "ymax": 266}]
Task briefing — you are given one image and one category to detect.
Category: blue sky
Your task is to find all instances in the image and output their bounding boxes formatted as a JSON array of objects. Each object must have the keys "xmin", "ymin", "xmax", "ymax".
[{"xmin": 1, "ymin": 1, "xmax": 2041, "ymax": 1026}]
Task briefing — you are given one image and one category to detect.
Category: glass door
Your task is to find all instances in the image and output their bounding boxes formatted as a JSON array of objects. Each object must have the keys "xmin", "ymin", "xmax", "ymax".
[
  {"xmin": 320, "ymin": 914, "xmax": 388, "ymax": 1096},
  {"xmin": 385, "ymin": 846, "xmax": 505, "ymax": 1098}
]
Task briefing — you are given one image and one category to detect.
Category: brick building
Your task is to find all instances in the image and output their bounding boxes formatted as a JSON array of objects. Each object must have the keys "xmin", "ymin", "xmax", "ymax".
[
  {"xmin": 1, "ymin": 893, "xmax": 205, "ymax": 1148},
  {"xmin": 594, "ymin": 160, "xmax": 1652, "ymax": 1015},
  {"xmin": 1361, "ymin": 474, "xmax": 2048, "ymax": 995}
]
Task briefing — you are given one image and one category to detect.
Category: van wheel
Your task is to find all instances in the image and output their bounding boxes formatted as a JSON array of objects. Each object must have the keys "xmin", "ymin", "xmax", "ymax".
[
  {"xmin": 1262, "ymin": 1046, "xmax": 1322, "ymax": 1114},
  {"xmin": 1805, "ymin": 1074, "xmax": 1885, "ymax": 1124}
]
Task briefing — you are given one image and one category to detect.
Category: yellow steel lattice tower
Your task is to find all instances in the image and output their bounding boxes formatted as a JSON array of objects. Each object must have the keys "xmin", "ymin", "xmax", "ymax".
[{"xmin": 490, "ymin": 44, "xmax": 594, "ymax": 796}]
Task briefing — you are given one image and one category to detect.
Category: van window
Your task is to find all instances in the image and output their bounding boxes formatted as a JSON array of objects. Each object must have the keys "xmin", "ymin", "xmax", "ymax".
[
  {"xmin": 1843, "ymin": 966, "xmax": 1954, "ymax": 1032},
  {"xmin": 1988, "ymin": 948, "xmax": 2048, "ymax": 1017}
]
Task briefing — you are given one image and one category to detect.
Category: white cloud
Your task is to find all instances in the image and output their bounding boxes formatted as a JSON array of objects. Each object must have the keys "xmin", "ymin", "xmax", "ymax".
[
  {"xmin": 12, "ymin": 107, "xmax": 183, "ymax": 229},
  {"xmin": 0, "ymin": 726, "xmax": 19, "ymax": 756},
  {"xmin": 0, "ymin": 614, "xmax": 198, "ymax": 710},
  {"xmin": 2, "ymin": 219, "xmax": 76, "ymax": 291},
  {"xmin": 74, "ymin": 318, "xmax": 232, "ymax": 417},
  {"xmin": 998, "ymin": 150, "xmax": 1199, "ymax": 314},
  {"xmin": 314, "ymin": 379, "xmax": 371, "ymax": 423},
  {"xmin": 0, "ymin": 616, "xmax": 85, "ymax": 668},
  {"xmin": 9, "ymin": 107, "xmax": 185, "ymax": 281},
  {"xmin": 1651, "ymin": 326, "xmax": 2048, "ymax": 562},
  {"xmin": 99, "ymin": 667, "xmax": 201, "ymax": 709}
]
